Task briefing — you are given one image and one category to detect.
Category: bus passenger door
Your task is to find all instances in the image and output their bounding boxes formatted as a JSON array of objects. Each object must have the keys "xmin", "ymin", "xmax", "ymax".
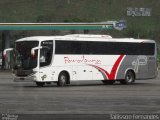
[{"xmin": 38, "ymin": 40, "xmax": 54, "ymax": 82}]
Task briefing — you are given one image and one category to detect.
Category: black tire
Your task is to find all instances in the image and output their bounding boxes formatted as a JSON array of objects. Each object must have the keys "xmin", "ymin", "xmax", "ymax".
[
  {"xmin": 36, "ymin": 82, "xmax": 45, "ymax": 87},
  {"xmin": 102, "ymin": 80, "xmax": 115, "ymax": 85},
  {"xmin": 120, "ymin": 71, "xmax": 135, "ymax": 84},
  {"xmin": 57, "ymin": 72, "xmax": 67, "ymax": 87}
]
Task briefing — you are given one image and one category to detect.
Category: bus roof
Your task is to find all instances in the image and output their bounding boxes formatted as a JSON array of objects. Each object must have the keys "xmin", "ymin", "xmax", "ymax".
[{"xmin": 16, "ymin": 34, "xmax": 155, "ymax": 43}]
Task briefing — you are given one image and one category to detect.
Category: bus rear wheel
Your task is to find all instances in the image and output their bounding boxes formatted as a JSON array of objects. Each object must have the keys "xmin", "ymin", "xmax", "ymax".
[
  {"xmin": 120, "ymin": 71, "xmax": 135, "ymax": 84},
  {"xmin": 102, "ymin": 80, "xmax": 115, "ymax": 85},
  {"xmin": 36, "ymin": 82, "xmax": 45, "ymax": 87},
  {"xmin": 57, "ymin": 72, "xmax": 67, "ymax": 87}
]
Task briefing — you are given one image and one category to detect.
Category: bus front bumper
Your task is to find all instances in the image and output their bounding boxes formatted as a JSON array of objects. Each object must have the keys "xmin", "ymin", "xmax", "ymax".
[{"xmin": 13, "ymin": 75, "xmax": 37, "ymax": 82}]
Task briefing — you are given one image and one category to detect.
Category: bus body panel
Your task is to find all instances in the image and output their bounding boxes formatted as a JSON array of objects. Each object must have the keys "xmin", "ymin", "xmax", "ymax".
[
  {"xmin": 18, "ymin": 54, "xmax": 157, "ymax": 82},
  {"xmin": 52, "ymin": 55, "xmax": 124, "ymax": 81},
  {"xmin": 51, "ymin": 54, "xmax": 157, "ymax": 81},
  {"xmin": 117, "ymin": 55, "xmax": 157, "ymax": 80}
]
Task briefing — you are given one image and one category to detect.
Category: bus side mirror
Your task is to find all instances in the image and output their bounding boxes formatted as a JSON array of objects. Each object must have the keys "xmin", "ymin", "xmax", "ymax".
[
  {"xmin": 31, "ymin": 46, "xmax": 42, "ymax": 57},
  {"xmin": 3, "ymin": 48, "xmax": 13, "ymax": 59}
]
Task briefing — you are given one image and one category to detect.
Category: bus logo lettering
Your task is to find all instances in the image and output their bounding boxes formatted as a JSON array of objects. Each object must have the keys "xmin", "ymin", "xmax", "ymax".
[
  {"xmin": 132, "ymin": 56, "xmax": 147, "ymax": 73},
  {"xmin": 64, "ymin": 55, "xmax": 101, "ymax": 65}
]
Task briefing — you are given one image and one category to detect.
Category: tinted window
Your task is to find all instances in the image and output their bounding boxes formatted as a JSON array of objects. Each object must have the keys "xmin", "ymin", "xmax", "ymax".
[
  {"xmin": 55, "ymin": 40, "xmax": 155, "ymax": 55},
  {"xmin": 15, "ymin": 41, "xmax": 39, "ymax": 69}
]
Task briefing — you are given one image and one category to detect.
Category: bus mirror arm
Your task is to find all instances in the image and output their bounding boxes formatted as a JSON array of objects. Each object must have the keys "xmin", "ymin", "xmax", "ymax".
[
  {"xmin": 3, "ymin": 48, "xmax": 14, "ymax": 59},
  {"xmin": 31, "ymin": 46, "xmax": 42, "ymax": 56}
]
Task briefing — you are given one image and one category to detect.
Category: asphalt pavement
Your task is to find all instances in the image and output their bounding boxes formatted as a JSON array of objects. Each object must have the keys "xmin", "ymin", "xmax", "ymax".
[{"xmin": 0, "ymin": 70, "xmax": 160, "ymax": 120}]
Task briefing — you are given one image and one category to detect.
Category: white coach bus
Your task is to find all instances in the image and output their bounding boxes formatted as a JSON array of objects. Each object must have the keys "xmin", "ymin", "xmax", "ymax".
[{"xmin": 4, "ymin": 34, "xmax": 158, "ymax": 86}]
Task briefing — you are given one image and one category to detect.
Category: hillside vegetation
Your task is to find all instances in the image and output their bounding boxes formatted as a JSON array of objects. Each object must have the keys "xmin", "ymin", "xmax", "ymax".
[{"xmin": 0, "ymin": 0, "xmax": 160, "ymax": 40}]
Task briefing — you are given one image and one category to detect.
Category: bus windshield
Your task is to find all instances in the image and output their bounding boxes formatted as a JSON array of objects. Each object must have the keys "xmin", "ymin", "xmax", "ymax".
[{"xmin": 14, "ymin": 41, "xmax": 39, "ymax": 70}]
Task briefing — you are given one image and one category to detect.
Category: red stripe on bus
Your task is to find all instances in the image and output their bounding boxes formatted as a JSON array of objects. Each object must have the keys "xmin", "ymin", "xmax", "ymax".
[{"xmin": 89, "ymin": 55, "xmax": 124, "ymax": 80}]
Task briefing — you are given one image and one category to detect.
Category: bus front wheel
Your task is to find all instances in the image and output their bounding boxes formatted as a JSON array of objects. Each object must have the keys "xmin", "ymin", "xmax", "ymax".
[
  {"xmin": 120, "ymin": 71, "xmax": 135, "ymax": 84},
  {"xmin": 57, "ymin": 72, "xmax": 67, "ymax": 87}
]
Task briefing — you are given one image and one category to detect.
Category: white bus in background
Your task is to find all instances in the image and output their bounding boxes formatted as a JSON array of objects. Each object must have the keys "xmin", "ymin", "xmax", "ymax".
[{"xmin": 3, "ymin": 34, "xmax": 158, "ymax": 87}]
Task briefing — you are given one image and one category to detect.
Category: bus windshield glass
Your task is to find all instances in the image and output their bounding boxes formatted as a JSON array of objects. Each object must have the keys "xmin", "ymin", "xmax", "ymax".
[{"xmin": 14, "ymin": 41, "xmax": 39, "ymax": 70}]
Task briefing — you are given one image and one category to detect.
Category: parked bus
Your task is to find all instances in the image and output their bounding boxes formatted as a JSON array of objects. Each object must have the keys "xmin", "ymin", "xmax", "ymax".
[{"xmin": 3, "ymin": 34, "xmax": 158, "ymax": 86}]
